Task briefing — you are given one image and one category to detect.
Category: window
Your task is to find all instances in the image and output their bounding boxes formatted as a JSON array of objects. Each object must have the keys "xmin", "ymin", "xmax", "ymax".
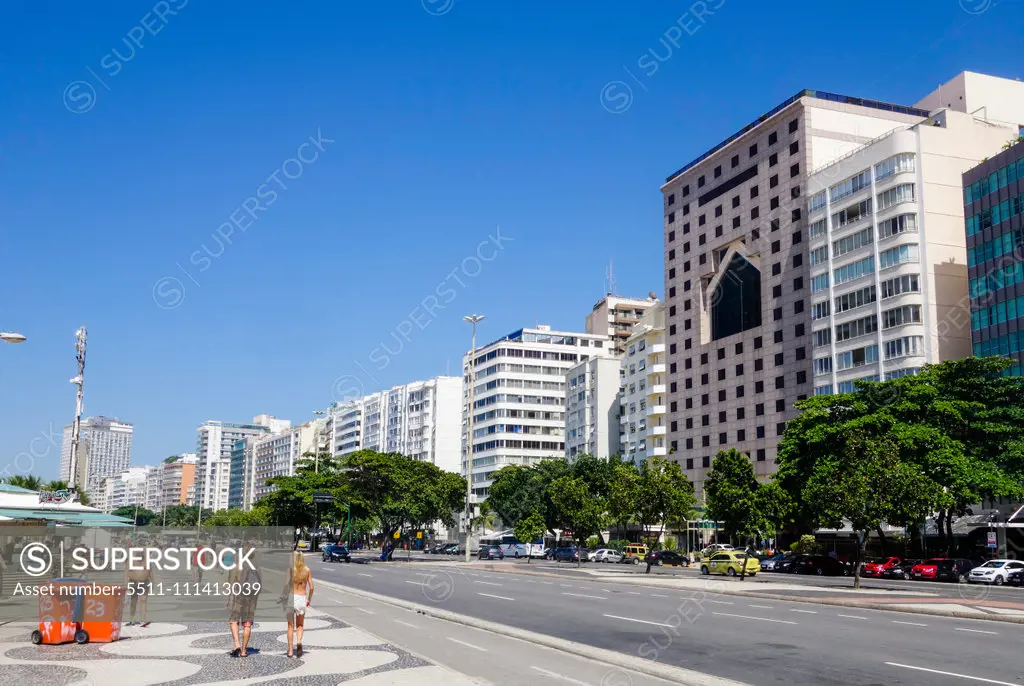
[
  {"xmin": 835, "ymin": 314, "xmax": 878, "ymax": 342},
  {"xmin": 683, "ymin": 222, "xmax": 691, "ymax": 234},
  {"xmin": 792, "ymin": 253, "xmax": 803, "ymax": 267},
  {"xmin": 715, "ymin": 225, "xmax": 723, "ymax": 237},
  {"xmin": 735, "ymin": 342, "xmax": 743, "ymax": 354},
  {"xmin": 669, "ymin": 268, "xmax": 676, "ymax": 280},
  {"xmin": 808, "ymin": 191, "xmax": 827, "ymax": 213},
  {"xmin": 701, "ymin": 373, "xmax": 709, "ymax": 385},
  {"xmin": 833, "ymin": 226, "xmax": 873, "ymax": 258},
  {"xmin": 731, "ymin": 154, "xmax": 739, "ymax": 168},
  {"xmin": 811, "ymin": 273, "xmax": 829, "ymax": 293},
  {"xmin": 829, "ymin": 169, "xmax": 871, "ymax": 203},
  {"xmin": 685, "ymin": 438, "xmax": 694, "ymax": 450},
  {"xmin": 685, "ymin": 357, "xmax": 692, "ymax": 369},
  {"xmin": 686, "ymin": 458, "xmax": 694, "ymax": 469},
  {"xmin": 884, "ymin": 335, "xmax": 924, "ymax": 360},
  {"xmin": 737, "ymin": 407, "xmax": 745, "ymax": 419},
  {"xmin": 791, "ymin": 186, "xmax": 801, "ymax": 199},
  {"xmin": 771, "ymin": 240, "xmax": 780, "ymax": 254},
  {"xmin": 810, "ymin": 246, "xmax": 828, "ymax": 265},
  {"xmin": 833, "ymin": 255, "xmax": 874, "ymax": 286},
  {"xmin": 714, "ymin": 165, "xmax": 722, "ymax": 178},
  {"xmin": 881, "ymin": 305, "xmax": 922, "ymax": 329},
  {"xmin": 702, "ymin": 435, "xmax": 710, "ymax": 447},
  {"xmin": 796, "ymin": 346, "xmax": 806, "ymax": 360},
  {"xmin": 756, "ymin": 449, "xmax": 766, "ymax": 462},
  {"xmin": 772, "ymin": 262, "xmax": 781, "ymax": 275},
  {"xmin": 701, "ymin": 414, "xmax": 710, "ymax": 426},
  {"xmin": 715, "ymin": 205, "xmax": 723, "ymax": 217},
  {"xmin": 755, "ymin": 403, "xmax": 764, "ymax": 416},
  {"xmin": 878, "ymin": 243, "xmax": 919, "ymax": 269},
  {"xmin": 792, "ymin": 208, "xmax": 802, "ymax": 221},
  {"xmin": 668, "ymin": 193, "xmax": 675, "ymax": 206},
  {"xmin": 880, "ymin": 274, "xmax": 919, "ymax": 299},
  {"xmin": 717, "ymin": 347, "xmax": 726, "ymax": 360},
  {"xmin": 776, "ymin": 422, "xmax": 787, "ymax": 436},
  {"xmin": 769, "ymin": 153, "xmax": 778, "ymax": 167},
  {"xmin": 770, "ymin": 174, "xmax": 779, "ymax": 189},
  {"xmin": 754, "ymin": 358, "xmax": 763, "ymax": 371},
  {"xmin": 702, "ymin": 455, "xmax": 711, "ymax": 468},
  {"xmin": 686, "ymin": 398, "xmax": 693, "ymax": 409},
  {"xmin": 877, "ymin": 183, "xmax": 915, "ymax": 210},
  {"xmin": 732, "ymin": 195, "xmax": 740, "ymax": 209},
  {"xmin": 775, "ymin": 399, "xmax": 786, "ymax": 412},
  {"xmin": 790, "ymin": 141, "xmax": 799, "ymax": 155},
  {"xmin": 718, "ymin": 369, "xmax": 726, "ymax": 381},
  {"xmin": 684, "ymin": 261, "xmax": 691, "ymax": 272},
  {"xmin": 668, "ymin": 212, "xmax": 675, "ymax": 224},
  {"xmin": 669, "ymin": 250, "xmax": 676, "ymax": 261},
  {"xmin": 814, "ymin": 356, "xmax": 833, "ymax": 376},
  {"xmin": 794, "ymin": 299, "xmax": 804, "ymax": 314},
  {"xmin": 698, "ymin": 175, "xmax": 705, "ymax": 188},
  {"xmin": 790, "ymin": 163, "xmax": 800, "ymax": 178},
  {"xmin": 771, "ymin": 196, "xmax": 780, "ymax": 209},
  {"xmin": 669, "ymin": 230, "xmax": 676, "ymax": 243},
  {"xmin": 736, "ymin": 363, "xmax": 744, "ymax": 375},
  {"xmin": 771, "ymin": 218, "xmax": 780, "ymax": 232},
  {"xmin": 756, "ymin": 426, "xmax": 766, "ymax": 438},
  {"xmin": 685, "ymin": 417, "xmax": 693, "ymax": 429},
  {"xmin": 749, "ymin": 143, "xmax": 757, "ymax": 157},
  {"xmin": 834, "ymin": 285, "xmax": 876, "ymax": 314},
  {"xmin": 699, "ymin": 215, "xmax": 706, "ymax": 226},
  {"xmin": 774, "ymin": 352, "xmax": 784, "ymax": 366},
  {"xmin": 792, "ymin": 230, "xmax": 802, "ymax": 245},
  {"xmin": 773, "ymin": 307, "xmax": 783, "ymax": 321},
  {"xmin": 809, "ymin": 218, "xmax": 827, "ymax": 239},
  {"xmin": 683, "ymin": 184, "xmax": 690, "ymax": 196},
  {"xmin": 774, "ymin": 330, "xmax": 784, "ymax": 343},
  {"xmin": 699, "ymin": 233, "xmax": 706, "ymax": 244},
  {"xmin": 773, "ymin": 284, "xmax": 782, "ymax": 298},
  {"xmin": 718, "ymin": 432, "xmax": 727, "ymax": 445},
  {"xmin": 684, "ymin": 299, "xmax": 692, "ymax": 310},
  {"xmin": 795, "ymin": 322, "xmax": 805, "ymax": 338},
  {"xmin": 832, "ymin": 199, "xmax": 872, "ymax": 229},
  {"xmin": 755, "ymin": 380, "xmax": 764, "ymax": 393},
  {"xmin": 813, "ymin": 328, "xmax": 831, "ymax": 348},
  {"xmin": 874, "ymin": 153, "xmax": 915, "ymax": 181},
  {"xmin": 768, "ymin": 131, "xmax": 778, "ymax": 145},
  {"xmin": 750, "ymin": 186, "xmax": 759, "ymax": 199},
  {"xmin": 737, "ymin": 429, "xmax": 746, "ymax": 441},
  {"xmin": 788, "ymin": 119, "xmax": 798, "ymax": 133},
  {"xmin": 812, "ymin": 300, "xmax": 830, "ymax": 320},
  {"xmin": 836, "ymin": 344, "xmax": 879, "ymax": 370}
]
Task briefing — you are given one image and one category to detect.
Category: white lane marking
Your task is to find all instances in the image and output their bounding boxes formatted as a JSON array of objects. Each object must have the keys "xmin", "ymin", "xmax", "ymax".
[
  {"xmin": 748, "ymin": 604, "xmax": 774, "ymax": 609},
  {"xmin": 885, "ymin": 662, "xmax": 1018, "ymax": 685},
  {"xmin": 837, "ymin": 614, "xmax": 869, "ymax": 620},
  {"xmin": 704, "ymin": 599, "xmax": 734, "ymax": 605},
  {"xmin": 356, "ymin": 607, "xmax": 374, "ymax": 615},
  {"xmin": 713, "ymin": 612, "xmax": 797, "ymax": 625},
  {"xmin": 563, "ymin": 592, "xmax": 608, "ymax": 600},
  {"xmin": 474, "ymin": 580, "xmax": 503, "ymax": 586},
  {"xmin": 477, "ymin": 593, "xmax": 515, "ymax": 601},
  {"xmin": 955, "ymin": 627, "xmax": 999, "ymax": 635},
  {"xmin": 403, "ymin": 581, "xmax": 425, "ymax": 586},
  {"xmin": 626, "ymin": 591, "xmax": 643, "ymax": 595},
  {"xmin": 540, "ymin": 581, "xmax": 554, "ymax": 585},
  {"xmin": 601, "ymin": 589, "xmax": 613, "ymax": 593},
  {"xmin": 790, "ymin": 609, "xmax": 818, "ymax": 614},
  {"xmin": 530, "ymin": 666, "xmax": 593, "ymax": 686},
  {"xmin": 559, "ymin": 584, "xmax": 574, "ymax": 588},
  {"xmin": 358, "ymin": 573, "xmax": 373, "ymax": 578},
  {"xmin": 602, "ymin": 614, "xmax": 673, "ymax": 628},
  {"xmin": 447, "ymin": 637, "xmax": 488, "ymax": 652},
  {"xmin": 394, "ymin": 619, "xmax": 418, "ymax": 629},
  {"xmin": 651, "ymin": 593, "xmax": 669, "ymax": 598}
]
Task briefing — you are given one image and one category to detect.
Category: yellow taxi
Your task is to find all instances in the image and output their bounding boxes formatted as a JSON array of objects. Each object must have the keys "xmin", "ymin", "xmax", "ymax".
[
  {"xmin": 700, "ymin": 550, "xmax": 760, "ymax": 577},
  {"xmin": 622, "ymin": 544, "xmax": 649, "ymax": 565}
]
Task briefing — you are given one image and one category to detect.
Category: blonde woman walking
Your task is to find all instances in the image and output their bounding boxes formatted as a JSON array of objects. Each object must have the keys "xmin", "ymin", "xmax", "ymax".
[{"xmin": 282, "ymin": 551, "xmax": 314, "ymax": 658}]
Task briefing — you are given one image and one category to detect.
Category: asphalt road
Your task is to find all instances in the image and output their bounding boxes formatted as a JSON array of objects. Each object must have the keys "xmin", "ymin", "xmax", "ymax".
[{"xmin": 312, "ymin": 557, "xmax": 1024, "ymax": 686}]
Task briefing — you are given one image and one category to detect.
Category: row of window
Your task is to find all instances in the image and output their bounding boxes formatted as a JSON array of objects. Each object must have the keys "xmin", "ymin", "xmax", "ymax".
[
  {"xmin": 682, "ymin": 423, "xmax": 787, "ymax": 451},
  {"xmin": 973, "ymin": 329, "xmax": 1024, "ymax": 358},
  {"xmin": 833, "ymin": 226, "xmax": 873, "ymax": 259},
  {"xmin": 815, "ymin": 369, "xmax": 919, "ymax": 396},
  {"xmin": 834, "ymin": 255, "xmax": 876, "ymax": 286},
  {"xmin": 971, "ymin": 293, "xmax": 1024, "ymax": 331},
  {"xmin": 878, "ymin": 243, "xmax": 919, "ymax": 269},
  {"xmin": 970, "ymin": 259, "xmax": 1024, "ymax": 298},
  {"xmin": 964, "ymin": 157, "xmax": 1024, "ymax": 205},
  {"xmin": 683, "ymin": 449, "xmax": 769, "ymax": 469},
  {"xmin": 968, "ymin": 229, "xmax": 1020, "ymax": 267},
  {"xmin": 679, "ymin": 399, "xmax": 791, "ymax": 432},
  {"xmin": 966, "ymin": 194, "xmax": 1024, "ymax": 238},
  {"xmin": 814, "ymin": 335, "xmax": 923, "ymax": 375},
  {"xmin": 877, "ymin": 183, "xmax": 916, "ymax": 211}
]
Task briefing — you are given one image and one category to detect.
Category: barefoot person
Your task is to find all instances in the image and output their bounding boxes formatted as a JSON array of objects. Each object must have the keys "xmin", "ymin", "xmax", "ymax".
[
  {"xmin": 125, "ymin": 548, "xmax": 154, "ymax": 628},
  {"xmin": 227, "ymin": 542, "xmax": 262, "ymax": 658},
  {"xmin": 282, "ymin": 551, "xmax": 314, "ymax": 658}
]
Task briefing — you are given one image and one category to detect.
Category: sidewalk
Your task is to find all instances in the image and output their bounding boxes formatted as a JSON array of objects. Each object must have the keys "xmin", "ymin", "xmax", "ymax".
[{"xmin": 0, "ymin": 608, "xmax": 481, "ymax": 685}]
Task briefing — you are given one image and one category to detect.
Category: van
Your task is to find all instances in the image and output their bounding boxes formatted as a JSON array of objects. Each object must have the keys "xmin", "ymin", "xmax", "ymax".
[{"xmin": 623, "ymin": 544, "xmax": 648, "ymax": 564}]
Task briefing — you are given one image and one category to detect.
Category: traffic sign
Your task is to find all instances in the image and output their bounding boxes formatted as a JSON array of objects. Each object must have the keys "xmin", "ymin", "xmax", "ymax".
[
  {"xmin": 313, "ymin": 491, "xmax": 335, "ymax": 504},
  {"xmin": 987, "ymin": 531, "xmax": 998, "ymax": 548}
]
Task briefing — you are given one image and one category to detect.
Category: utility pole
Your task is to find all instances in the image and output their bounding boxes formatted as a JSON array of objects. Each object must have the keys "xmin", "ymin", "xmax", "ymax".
[
  {"xmin": 463, "ymin": 314, "xmax": 485, "ymax": 564},
  {"xmin": 68, "ymin": 327, "xmax": 87, "ymax": 497}
]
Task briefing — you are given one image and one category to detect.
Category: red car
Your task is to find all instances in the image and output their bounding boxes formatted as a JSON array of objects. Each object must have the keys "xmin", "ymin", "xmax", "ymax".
[
  {"xmin": 861, "ymin": 557, "xmax": 900, "ymax": 577},
  {"xmin": 911, "ymin": 558, "xmax": 974, "ymax": 582}
]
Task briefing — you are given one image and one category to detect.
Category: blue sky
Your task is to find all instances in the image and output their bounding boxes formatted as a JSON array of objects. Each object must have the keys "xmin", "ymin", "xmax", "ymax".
[{"xmin": 1, "ymin": 0, "xmax": 1022, "ymax": 481}]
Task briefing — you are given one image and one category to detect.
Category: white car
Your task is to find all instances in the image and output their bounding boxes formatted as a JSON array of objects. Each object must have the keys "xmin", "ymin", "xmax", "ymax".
[
  {"xmin": 968, "ymin": 559, "xmax": 1024, "ymax": 585},
  {"xmin": 701, "ymin": 544, "xmax": 734, "ymax": 556},
  {"xmin": 592, "ymin": 548, "xmax": 623, "ymax": 563}
]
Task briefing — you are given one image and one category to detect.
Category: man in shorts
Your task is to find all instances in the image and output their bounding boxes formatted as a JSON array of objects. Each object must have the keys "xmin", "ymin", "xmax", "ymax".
[
  {"xmin": 125, "ymin": 548, "xmax": 154, "ymax": 627},
  {"xmin": 227, "ymin": 542, "xmax": 262, "ymax": 658}
]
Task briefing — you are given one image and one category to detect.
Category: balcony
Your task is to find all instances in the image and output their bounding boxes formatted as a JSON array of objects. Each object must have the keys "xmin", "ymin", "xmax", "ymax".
[
  {"xmin": 647, "ymin": 343, "xmax": 666, "ymax": 355},
  {"xmin": 647, "ymin": 404, "xmax": 666, "ymax": 416},
  {"xmin": 647, "ymin": 363, "xmax": 667, "ymax": 375},
  {"xmin": 647, "ymin": 384, "xmax": 667, "ymax": 396},
  {"xmin": 650, "ymin": 425, "xmax": 667, "ymax": 436},
  {"xmin": 650, "ymin": 445, "xmax": 668, "ymax": 456}
]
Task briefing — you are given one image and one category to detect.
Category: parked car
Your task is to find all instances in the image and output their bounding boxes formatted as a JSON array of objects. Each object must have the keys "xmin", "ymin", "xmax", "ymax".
[
  {"xmin": 882, "ymin": 559, "xmax": 921, "ymax": 580},
  {"xmin": 700, "ymin": 551, "xmax": 760, "ymax": 577},
  {"xmin": 478, "ymin": 545, "xmax": 504, "ymax": 560},
  {"xmin": 968, "ymin": 559, "xmax": 1024, "ymax": 585},
  {"xmin": 595, "ymin": 549, "xmax": 624, "ymax": 564},
  {"xmin": 774, "ymin": 555, "xmax": 799, "ymax": 574},
  {"xmin": 861, "ymin": 557, "xmax": 901, "ymax": 578},
  {"xmin": 553, "ymin": 546, "xmax": 582, "ymax": 563},
  {"xmin": 296, "ymin": 540, "xmax": 310, "ymax": 550},
  {"xmin": 700, "ymin": 544, "xmax": 735, "ymax": 557},
  {"xmin": 646, "ymin": 550, "xmax": 688, "ymax": 567},
  {"xmin": 911, "ymin": 558, "xmax": 976, "ymax": 582},
  {"xmin": 760, "ymin": 553, "xmax": 788, "ymax": 572},
  {"xmin": 426, "ymin": 543, "xmax": 447, "ymax": 554},
  {"xmin": 322, "ymin": 544, "xmax": 351, "ymax": 563},
  {"xmin": 589, "ymin": 548, "xmax": 614, "ymax": 562},
  {"xmin": 790, "ymin": 555, "xmax": 849, "ymax": 576},
  {"xmin": 441, "ymin": 543, "xmax": 460, "ymax": 555},
  {"xmin": 1008, "ymin": 567, "xmax": 1024, "ymax": 586},
  {"xmin": 622, "ymin": 544, "xmax": 649, "ymax": 565}
]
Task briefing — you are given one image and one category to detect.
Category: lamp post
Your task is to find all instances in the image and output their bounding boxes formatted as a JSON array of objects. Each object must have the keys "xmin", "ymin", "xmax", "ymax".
[
  {"xmin": 0, "ymin": 332, "xmax": 26, "ymax": 344},
  {"xmin": 68, "ymin": 327, "xmax": 87, "ymax": 497},
  {"xmin": 463, "ymin": 314, "xmax": 485, "ymax": 564}
]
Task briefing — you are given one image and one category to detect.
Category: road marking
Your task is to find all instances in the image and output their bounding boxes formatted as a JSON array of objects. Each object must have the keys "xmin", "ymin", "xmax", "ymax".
[
  {"xmin": 540, "ymin": 581, "xmax": 554, "ymax": 585},
  {"xmin": 837, "ymin": 614, "xmax": 869, "ymax": 620},
  {"xmin": 713, "ymin": 612, "xmax": 797, "ymax": 625},
  {"xmin": 358, "ymin": 573, "xmax": 373, "ymax": 578},
  {"xmin": 602, "ymin": 614, "xmax": 673, "ymax": 627},
  {"xmin": 477, "ymin": 593, "xmax": 515, "ymax": 601},
  {"xmin": 885, "ymin": 662, "xmax": 1017, "ymax": 685},
  {"xmin": 530, "ymin": 666, "xmax": 593, "ymax": 686},
  {"xmin": 394, "ymin": 619, "xmax": 418, "ymax": 629},
  {"xmin": 601, "ymin": 589, "xmax": 612, "ymax": 593},
  {"xmin": 626, "ymin": 591, "xmax": 643, "ymax": 595},
  {"xmin": 563, "ymin": 592, "xmax": 607, "ymax": 600},
  {"xmin": 955, "ymin": 627, "xmax": 999, "ymax": 635},
  {"xmin": 790, "ymin": 609, "xmax": 817, "ymax": 614},
  {"xmin": 704, "ymin": 599, "xmax": 734, "ymax": 605},
  {"xmin": 560, "ymin": 584, "xmax": 574, "ymax": 587},
  {"xmin": 403, "ymin": 581, "xmax": 425, "ymax": 586},
  {"xmin": 651, "ymin": 593, "xmax": 669, "ymax": 598},
  {"xmin": 748, "ymin": 604, "xmax": 774, "ymax": 609},
  {"xmin": 474, "ymin": 580, "xmax": 503, "ymax": 586},
  {"xmin": 447, "ymin": 637, "xmax": 488, "ymax": 652},
  {"xmin": 892, "ymin": 620, "xmax": 928, "ymax": 627},
  {"xmin": 356, "ymin": 607, "xmax": 374, "ymax": 615}
]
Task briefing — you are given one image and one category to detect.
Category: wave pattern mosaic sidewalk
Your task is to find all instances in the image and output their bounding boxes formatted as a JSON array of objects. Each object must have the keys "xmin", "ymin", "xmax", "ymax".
[{"xmin": 0, "ymin": 608, "xmax": 478, "ymax": 685}]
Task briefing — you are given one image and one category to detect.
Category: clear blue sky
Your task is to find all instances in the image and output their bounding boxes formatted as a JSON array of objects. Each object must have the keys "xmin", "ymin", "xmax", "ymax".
[{"xmin": 1, "ymin": 0, "xmax": 1022, "ymax": 480}]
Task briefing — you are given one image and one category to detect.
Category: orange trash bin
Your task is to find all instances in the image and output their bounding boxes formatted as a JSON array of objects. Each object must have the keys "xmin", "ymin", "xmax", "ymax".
[
  {"xmin": 31, "ymin": 579, "xmax": 85, "ymax": 646},
  {"xmin": 79, "ymin": 583, "xmax": 126, "ymax": 643}
]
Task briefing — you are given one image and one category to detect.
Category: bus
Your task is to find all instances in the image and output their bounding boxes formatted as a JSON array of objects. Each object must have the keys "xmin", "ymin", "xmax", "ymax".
[{"xmin": 480, "ymin": 530, "xmax": 544, "ymax": 558}]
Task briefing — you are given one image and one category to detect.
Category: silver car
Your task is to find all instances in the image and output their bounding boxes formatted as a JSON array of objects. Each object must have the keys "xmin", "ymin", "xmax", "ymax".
[{"xmin": 593, "ymin": 548, "xmax": 624, "ymax": 563}]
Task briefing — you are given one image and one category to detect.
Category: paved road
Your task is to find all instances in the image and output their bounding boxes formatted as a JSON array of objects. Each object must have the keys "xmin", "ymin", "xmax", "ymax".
[{"xmin": 313, "ymin": 557, "xmax": 1024, "ymax": 686}]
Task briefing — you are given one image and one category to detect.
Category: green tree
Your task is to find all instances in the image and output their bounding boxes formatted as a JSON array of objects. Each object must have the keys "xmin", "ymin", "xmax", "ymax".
[
  {"xmin": 111, "ymin": 505, "xmax": 157, "ymax": 526},
  {"xmin": 606, "ymin": 460, "xmax": 639, "ymax": 541},
  {"xmin": 486, "ymin": 465, "xmax": 543, "ymax": 529},
  {"xmin": 633, "ymin": 456, "xmax": 696, "ymax": 547},
  {"xmin": 5, "ymin": 475, "xmax": 42, "ymax": 490},
  {"xmin": 548, "ymin": 476, "xmax": 604, "ymax": 568},
  {"xmin": 704, "ymin": 449, "xmax": 760, "ymax": 545},
  {"xmin": 513, "ymin": 512, "xmax": 546, "ymax": 564}
]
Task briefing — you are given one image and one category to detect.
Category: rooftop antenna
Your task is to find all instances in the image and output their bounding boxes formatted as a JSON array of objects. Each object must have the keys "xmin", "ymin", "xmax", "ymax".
[{"xmin": 606, "ymin": 259, "xmax": 617, "ymax": 296}]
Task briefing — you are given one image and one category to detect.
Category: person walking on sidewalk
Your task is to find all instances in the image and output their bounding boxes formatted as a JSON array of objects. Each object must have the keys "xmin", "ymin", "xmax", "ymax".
[
  {"xmin": 228, "ymin": 543, "xmax": 262, "ymax": 658},
  {"xmin": 281, "ymin": 551, "xmax": 314, "ymax": 658},
  {"xmin": 125, "ymin": 551, "xmax": 154, "ymax": 627}
]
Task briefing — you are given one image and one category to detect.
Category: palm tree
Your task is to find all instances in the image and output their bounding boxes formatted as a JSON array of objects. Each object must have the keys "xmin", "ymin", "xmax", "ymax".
[
  {"xmin": 44, "ymin": 480, "xmax": 69, "ymax": 492},
  {"xmin": 5, "ymin": 475, "xmax": 43, "ymax": 491}
]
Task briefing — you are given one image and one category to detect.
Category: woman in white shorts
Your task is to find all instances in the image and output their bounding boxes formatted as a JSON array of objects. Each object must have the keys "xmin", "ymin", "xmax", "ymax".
[{"xmin": 283, "ymin": 551, "xmax": 314, "ymax": 658}]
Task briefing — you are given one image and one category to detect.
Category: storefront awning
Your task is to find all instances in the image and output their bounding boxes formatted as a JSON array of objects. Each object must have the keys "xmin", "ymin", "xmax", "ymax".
[{"xmin": 0, "ymin": 508, "xmax": 134, "ymax": 527}]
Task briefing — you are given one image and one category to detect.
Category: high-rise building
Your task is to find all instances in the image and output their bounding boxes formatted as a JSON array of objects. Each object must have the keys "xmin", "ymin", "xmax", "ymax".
[
  {"xmin": 663, "ymin": 73, "xmax": 1024, "ymax": 495},
  {"xmin": 98, "ymin": 466, "xmax": 149, "ymax": 512},
  {"xmin": 195, "ymin": 417, "xmax": 284, "ymax": 511},
  {"xmin": 564, "ymin": 356, "xmax": 622, "ymax": 460},
  {"xmin": 619, "ymin": 302, "xmax": 668, "ymax": 464},
  {"xmin": 809, "ymin": 105, "xmax": 1021, "ymax": 395},
  {"xmin": 463, "ymin": 326, "xmax": 613, "ymax": 497},
  {"xmin": 964, "ymin": 140, "xmax": 1024, "ymax": 370},
  {"xmin": 161, "ymin": 454, "xmax": 197, "ymax": 508},
  {"xmin": 246, "ymin": 422, "xmax": 318, "ymax": 508},
  {"xmin": 145, "ymin": 465, "xmax": 163, "ymax": 511},
  {"xmin": 60, "ymin": 416, "xmax": 134, "ymax": 495},
  {"xmin": 586, "ymin": 294, "xmax": 660, "ymax": 355},
  {"xmin": 333, "ymin": 400, "xmax": 363, "ymax": 455}
]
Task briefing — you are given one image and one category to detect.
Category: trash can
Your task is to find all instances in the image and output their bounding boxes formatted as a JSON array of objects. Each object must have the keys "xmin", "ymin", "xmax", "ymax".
[
  {"xmin": 80, "ymin": 583, "xmax": 126, "ymax": 643},
  {"xmin": 31, "ymin": 579, "xmax": 86, "ymax": 646}
]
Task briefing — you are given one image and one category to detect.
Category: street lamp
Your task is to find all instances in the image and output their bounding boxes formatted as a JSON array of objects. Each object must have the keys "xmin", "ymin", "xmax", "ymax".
[
  {"xmin": 463, "ymin": 314, "xmax": 485, "ymax": 564},
  {"xmin": 0, "ymin": 332, "xmax": 26, "ymax": 344}
]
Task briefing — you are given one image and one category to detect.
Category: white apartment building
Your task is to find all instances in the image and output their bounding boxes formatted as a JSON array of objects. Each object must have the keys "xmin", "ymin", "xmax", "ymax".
[
  {"xmin": 247, "ymin": 422, "xmax": 317, "ymax": 508},
  {"xmin": 98, "ymin": 466, "xmax": 149, "ymax": 513},
  {"xmin": 463, "ymin": 326, "xmax": 614, "ymax": 498},
  {"xmin": 564, "ymin": 356, "xmax": 622, "ymax": 460},
  {"xmin": 807, "ymin": 105, "xmax": 1024, "ymax": 395},
  {"xmin": 60, "ymin": 416, "xmax": 133, "ymax": 494},
  {"xmin": 195, "ymin": 417, "xmax": 283, "ymax": 511},
  {"xmin": 328, "ymin": 377, "xmax": 463, "ymax": 473},
  {"xmin": 144, "ymin": 466, "xmax": 163, "ymax": 511},
  {"xmin": 586, "ymin": 294, "xmax": 660, "ymax": 355},
  {"xmin": 619, "ymin": 302, "xmax": 668, "ymax": 464}
]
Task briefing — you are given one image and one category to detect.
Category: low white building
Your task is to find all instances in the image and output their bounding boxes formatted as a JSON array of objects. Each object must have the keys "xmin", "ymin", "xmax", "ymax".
[
  {"xmin": 619, "ymin": 302, "xmax": 668, "ymax": 464},
  {"xmin": 0, "ymin": 483, "xmax": 132, "ymax": 526},
  {"xmin": 564, "ymin": 356, "xmax": 622, "ymax": 460}
]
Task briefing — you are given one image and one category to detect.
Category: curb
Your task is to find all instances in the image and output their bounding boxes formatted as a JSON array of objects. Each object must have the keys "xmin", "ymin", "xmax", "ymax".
[{"xmin": 315, "ymin": 576, "xmax": 750, "ymax": 686}]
